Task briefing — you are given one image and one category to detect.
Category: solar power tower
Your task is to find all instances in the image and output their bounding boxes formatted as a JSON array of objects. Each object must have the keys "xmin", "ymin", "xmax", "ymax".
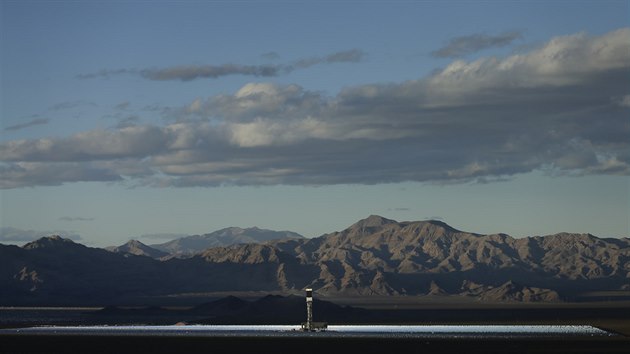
[
  {"xmin": 301, "ymin": 288, "xmax": 327, "ymax": 331},
  {"xmin": 305, "ymin": 288, "xmax": 313, "ymax": 331}
]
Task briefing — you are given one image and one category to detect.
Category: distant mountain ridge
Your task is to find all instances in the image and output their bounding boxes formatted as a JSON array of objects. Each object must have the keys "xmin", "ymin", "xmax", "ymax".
[
  {"xmin": 147, "ymin": 227, "xmax": 304, "ymax": 256},
  {"xmin": 106, "ymin": 240, "xmax": 169, "ymax": 259},
  {"xmin": 2, "ymin": 216, "xmax": 629, "ymax": 305}
]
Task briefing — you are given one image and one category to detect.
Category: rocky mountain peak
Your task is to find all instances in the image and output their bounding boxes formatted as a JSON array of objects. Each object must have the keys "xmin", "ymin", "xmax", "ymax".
[
  {"xmin": 198, "ymin": 243, "xmax": 284, "ymax": 264},
  {"xmin": 23, "ymin": 235, "xmax": 77, "ymax": 250},
  {"xmin": 107, "ymin": 239, "xmax": 168, "ymax": 259},
  {"xmin": 224, "ymin": 227, "xmax": 245, "ymax": 234},
  {"xmin": 352, "ymin": 215, "xmax": 397, "ymax": 229},
  {"xmin": 422, "ymin": 219, "xmax": 460, "ymax": 233}
]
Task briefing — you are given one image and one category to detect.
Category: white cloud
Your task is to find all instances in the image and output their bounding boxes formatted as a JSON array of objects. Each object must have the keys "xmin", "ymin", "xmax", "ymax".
[
  {"xmin": 0, "ymin": 126, "xmax": 167, "ymax": 162},
  {"xmin": 0, "ymin": 162, "xmax": 122, "ymax": 188},
  {"xmin": 227, "ymin": 117, "xmax": 330, "ymax": 147},
  {"xmin": 426, "ymin": 28, "xmax": 630, "ymax": 98},
  {"xmin": 185, "ymin": 98, "xmax": 203, "ymax": 114}
]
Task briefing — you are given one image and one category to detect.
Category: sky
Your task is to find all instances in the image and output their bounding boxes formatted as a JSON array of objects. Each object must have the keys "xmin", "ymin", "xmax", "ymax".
[{"xmin": 1, "ymin": 1, "xmax": 628, "ymax": 247}]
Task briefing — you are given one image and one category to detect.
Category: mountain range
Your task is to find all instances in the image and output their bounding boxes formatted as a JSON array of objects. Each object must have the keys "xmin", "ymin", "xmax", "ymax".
[
  {"xmin": 106, "ymin": 227, "xmax": 303, "ymax": 259},
  {"xmin": 149, "ymin": 227, "xmax": 303, "ymax": 257},
  {"xmin": 2, "ymin": 215, "xmax": 629, "ymax": 305}
]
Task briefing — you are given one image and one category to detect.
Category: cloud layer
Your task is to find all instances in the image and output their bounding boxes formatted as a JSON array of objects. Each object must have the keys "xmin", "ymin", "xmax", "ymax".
[
  {"xmin": 2, "ymin": 29, "xmax": 629, "ymax": 188},
  {"xmin": 78, "ymin": 49, "xmax": 366, "ymax": 82},
  {"xmin": 432, "ymin": 31, "xmax": 523, "ymax": 58},
  {"xmin": 5, "ymin": 118, "xmax": 49, "ymax": 131},
  {"xmin": 59, "ymin": 216, "xmax": 95, "ymax": 222}
]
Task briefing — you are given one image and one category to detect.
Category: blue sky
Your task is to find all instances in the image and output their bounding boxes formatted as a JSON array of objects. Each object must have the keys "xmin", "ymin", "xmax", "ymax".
[{"xmin": 1, "ymin": 1, "xmax": 628, "ymax": 247}]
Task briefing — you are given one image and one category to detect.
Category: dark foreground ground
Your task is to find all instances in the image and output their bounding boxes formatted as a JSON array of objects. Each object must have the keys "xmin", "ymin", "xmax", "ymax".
[
  {"xmin": 1, "ymin": 332, "xmax": 629, "ymax": 354},
  {"xmin": 1, "ymin": 296, "xmax": 629, "ymax": 354}
]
